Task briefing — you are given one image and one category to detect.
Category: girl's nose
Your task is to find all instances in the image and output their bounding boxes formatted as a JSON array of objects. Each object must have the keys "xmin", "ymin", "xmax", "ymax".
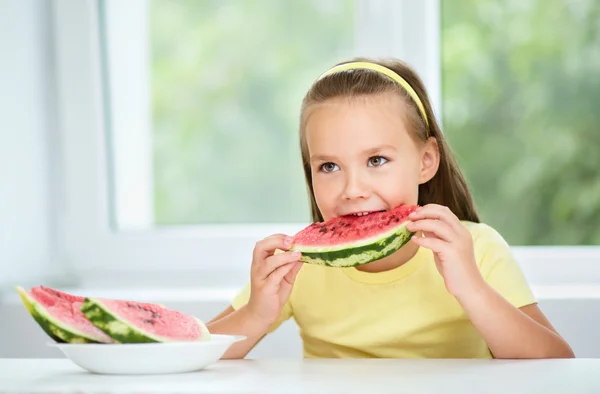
[{"xmin": 342, "ymin": 171, "xmax": 371, "ymax": 201}]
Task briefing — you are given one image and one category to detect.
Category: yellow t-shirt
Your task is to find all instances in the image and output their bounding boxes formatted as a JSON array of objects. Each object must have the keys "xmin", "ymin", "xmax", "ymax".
[{"xmin": 231, "ymin": 222, "xmax": 536, "ymax": 358}]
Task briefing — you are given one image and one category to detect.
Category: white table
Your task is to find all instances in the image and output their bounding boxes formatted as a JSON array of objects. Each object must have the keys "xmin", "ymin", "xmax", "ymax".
[{"xmin": 1, "ymin": 358, "xmax": 599, "ymax": 393}]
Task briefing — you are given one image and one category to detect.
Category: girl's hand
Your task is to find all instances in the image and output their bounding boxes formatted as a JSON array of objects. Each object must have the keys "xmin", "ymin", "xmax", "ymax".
[
  {"xmin": 406, "ymin": 204, "xmax": 485, "ymax": 299},
  {"xmin": 247, "ymin": 234, "xmax": 303, "ymax": 325}
]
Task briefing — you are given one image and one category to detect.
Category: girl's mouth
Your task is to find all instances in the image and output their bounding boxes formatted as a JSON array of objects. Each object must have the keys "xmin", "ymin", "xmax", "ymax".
[{"xmin": 345, "ymin": 210, "xmax": 386, "ymax": 217}]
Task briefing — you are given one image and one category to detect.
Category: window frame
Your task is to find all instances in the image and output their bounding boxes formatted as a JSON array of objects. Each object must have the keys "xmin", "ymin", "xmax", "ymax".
[{"xmin": 52, "ymin": 0, "xmax": 600, "ymax": 288}]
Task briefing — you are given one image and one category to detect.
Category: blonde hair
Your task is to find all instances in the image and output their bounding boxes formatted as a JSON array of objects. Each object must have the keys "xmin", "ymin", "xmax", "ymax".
[{"xmin": 299, "ymin": 57, "xmax": 480, "ymax": 223}]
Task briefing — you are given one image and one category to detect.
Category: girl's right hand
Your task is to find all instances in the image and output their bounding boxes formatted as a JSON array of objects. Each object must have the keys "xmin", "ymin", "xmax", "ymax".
[{"xmin": 247, "ymin": 234, "xmax": 303, "ymax": 325}]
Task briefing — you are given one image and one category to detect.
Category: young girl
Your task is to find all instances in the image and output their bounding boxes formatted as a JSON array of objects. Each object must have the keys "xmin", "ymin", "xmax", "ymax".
[{"xmin": 207, "ymin": 58, "xmax": 574, "ymax": 359}]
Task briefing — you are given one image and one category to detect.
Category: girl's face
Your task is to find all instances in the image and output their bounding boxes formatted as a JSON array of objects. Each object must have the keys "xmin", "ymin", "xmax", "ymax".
[{"xmin": 305, "ymin": 93, "xmax": 439, "ymax": 221}]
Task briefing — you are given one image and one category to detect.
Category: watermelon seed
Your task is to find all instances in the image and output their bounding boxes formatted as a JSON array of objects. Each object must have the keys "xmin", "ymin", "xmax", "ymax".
[
  {"xmin": 320, "ymin": 227, "xmax": 328, "ymax": 233},
  {"xmin": 143, "ymin": 319, "xmax": 156, "ymax": 325}
]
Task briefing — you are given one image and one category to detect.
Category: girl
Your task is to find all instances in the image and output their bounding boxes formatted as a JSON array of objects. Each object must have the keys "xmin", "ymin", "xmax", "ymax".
[{"xmin": 207, "ymin": 58, "xmax": 574, "ymax": 359}]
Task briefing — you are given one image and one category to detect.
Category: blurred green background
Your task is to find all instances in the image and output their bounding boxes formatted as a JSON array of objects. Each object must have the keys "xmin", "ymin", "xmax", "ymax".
[
  {"xmin": 442, "ymin": 0, "xmax": 600, "ymax": 245},
  {"xmin": 148, "ymin": 0, "xmax": 600, "ymax": 245},
  {"xmin": 151, "ymin": 0, "xmax": 352, "ymax": 225}
]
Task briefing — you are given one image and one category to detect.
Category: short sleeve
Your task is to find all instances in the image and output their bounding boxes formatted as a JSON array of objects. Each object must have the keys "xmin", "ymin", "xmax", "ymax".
[
  {"xmin": 230, "ymin": 281, "xmax": 293, "ymax": 333},
  {"xmin": 471, "ymin": 224, "xmax": 537, "ymax": 308}
]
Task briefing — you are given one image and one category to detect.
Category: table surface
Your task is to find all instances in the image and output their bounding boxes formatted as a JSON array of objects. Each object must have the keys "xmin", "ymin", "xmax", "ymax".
[{"xmin": 2, "ymin": 358, "xmax": 600, "ymax": 394}]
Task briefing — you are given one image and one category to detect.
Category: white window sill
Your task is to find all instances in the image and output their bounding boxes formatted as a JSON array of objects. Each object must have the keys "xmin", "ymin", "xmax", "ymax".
[
  {"xmin": 531, "ymin": 284, "xmax": 600, "ymax": 300},
  {"xmin": 3, "ymin": 285, "xmax": 600, "ymax": 306}
]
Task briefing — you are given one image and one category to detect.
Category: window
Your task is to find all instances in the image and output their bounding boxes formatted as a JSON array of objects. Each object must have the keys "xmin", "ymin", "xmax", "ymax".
[
  {"xmin": 52, "ymin": 0, "xmax": 600, "ymax": 287},
  {"xmin": 102, "ymin": 0, "xmax": 440, "ymax": 229},
  {"xmin": 441, "ymin": 0, "xmax": 600, "ymax": 245}
]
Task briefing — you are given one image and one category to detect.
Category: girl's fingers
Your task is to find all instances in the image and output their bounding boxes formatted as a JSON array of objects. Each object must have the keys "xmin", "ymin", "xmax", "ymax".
[
  {"xmin": 409, "ymin": 204, "xmax": 462, "ymax": 230},
  {"xmin": 406, "ymin": 219, "xmax": 454, "ymax": 243},
  {"xmin": 411, "ymin": 233, "xmax": 448, "ymax": 254},
  {"xmin": 252, "ymin": 234, "xmax": 293, "ymax": 271},
  {"xmin": 283, "ymin": 262, "xmax": 303, "ymax": 285},
  {"xmin": 257, "ymin": 234, "xmax": 293, "ymax": 256},
  {"xmin": 266, "ymin": 261, "xmax": 297, "ymax": 286},
  {"xmin": 257, "ymin": 251, "xmax": 302, "ymax": 280}
]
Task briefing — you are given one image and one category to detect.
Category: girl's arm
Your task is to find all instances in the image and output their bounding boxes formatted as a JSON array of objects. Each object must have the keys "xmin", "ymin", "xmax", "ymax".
[
  {"xmin": 407, "ymin": 204, "xmax": 574, "ymax": 359},
  {"xmin": 207, "ymin": 305, "xmax": 270, "ymax": 359},
  {"xmin": 455, "ymin": 281, "xmax": 574, "ymax": 358}
]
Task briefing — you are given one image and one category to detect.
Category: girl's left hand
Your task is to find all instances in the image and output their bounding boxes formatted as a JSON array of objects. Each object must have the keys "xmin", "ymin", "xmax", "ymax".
[{"xmin": 406, "ymin": 204, "xmax": 485, "ymax": 299}]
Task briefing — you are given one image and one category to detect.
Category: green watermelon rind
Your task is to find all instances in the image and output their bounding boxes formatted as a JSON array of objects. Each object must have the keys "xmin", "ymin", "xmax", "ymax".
[
  {"xmin": 292, "ymin": 222, "xmax": 414, "ymax": 267},
  {"xmin": 16, "ymin": 286, "xmax": 106, "ymax": 344},
  {"xmin": 81, "ymin": 298, "xmax": 211, "ymax": 343}
]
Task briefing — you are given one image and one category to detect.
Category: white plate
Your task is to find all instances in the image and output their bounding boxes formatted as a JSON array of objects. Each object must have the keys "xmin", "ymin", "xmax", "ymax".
[{"xmin": 48, "ymin": 334, "xmax": 246, "ymax": 375}]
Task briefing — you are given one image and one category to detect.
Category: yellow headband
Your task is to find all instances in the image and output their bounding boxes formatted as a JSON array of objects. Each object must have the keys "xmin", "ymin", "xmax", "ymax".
[{"xmin": 318, "ymin": 61, "xmax": 430, "ymax": 129}]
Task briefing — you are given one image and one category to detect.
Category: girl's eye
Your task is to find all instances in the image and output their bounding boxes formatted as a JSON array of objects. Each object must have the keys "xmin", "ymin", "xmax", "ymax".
[
  {"xmin": 320, "ymin": 162, "xmax": 339, "ymax": 173},
  {"xmin": 368, "ymin": 156, "xmax": 388, "ymax": 167}
]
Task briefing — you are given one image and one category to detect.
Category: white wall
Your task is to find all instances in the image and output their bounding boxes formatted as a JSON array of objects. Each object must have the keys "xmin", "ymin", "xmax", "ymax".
[{"xmin": 0, "ymin": 0, "xmax": 65, "ymax": 292}]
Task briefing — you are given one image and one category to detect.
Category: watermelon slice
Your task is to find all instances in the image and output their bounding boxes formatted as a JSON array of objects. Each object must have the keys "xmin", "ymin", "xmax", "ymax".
[
  {"xmin": 290, "ymin": 205, "xmax": 418, "ymax": 267},
  {"xmin": 16, "ymin": 286, "xmax": 114, "ymax": 344},
  {"xmin": 81, "ymin": 298, "xmax": 211, "ymax": 343}
]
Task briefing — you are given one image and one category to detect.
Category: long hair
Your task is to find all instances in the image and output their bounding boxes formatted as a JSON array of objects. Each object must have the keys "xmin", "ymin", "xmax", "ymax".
[{"xmin": 299, "ymin": 57, "xmax": 480, "ymax": 223}]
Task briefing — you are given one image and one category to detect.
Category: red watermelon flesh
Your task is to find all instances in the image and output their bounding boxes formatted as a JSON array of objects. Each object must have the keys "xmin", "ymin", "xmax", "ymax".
[
  {"xmin": 94, "ymin": 298, "xmax": 207, "ymax": 342},
  {"xmin": 37, "ymin": 286, "xmax": 85, "ymax": 303},
  {"xmin": 35, "ymin": 286, "xmax": 165, "ymax": 311}
]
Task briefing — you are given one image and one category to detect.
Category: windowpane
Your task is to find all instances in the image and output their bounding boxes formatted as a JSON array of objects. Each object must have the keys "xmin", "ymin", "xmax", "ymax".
[
  {"xmin": 151, "ymin": 0, "xmax": 354, "ymax": 224},
  {"xmin": 442, "ymin": 0, "xmax": 600, "ymax": 245},
  {"xmin": 102, "ymin": 0, "xmax": 355, "ymax": 226}
]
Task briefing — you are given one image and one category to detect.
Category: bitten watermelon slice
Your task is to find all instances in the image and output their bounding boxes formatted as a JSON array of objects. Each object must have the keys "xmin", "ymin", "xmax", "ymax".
[
  {"xmin": 16, "ymin": 286, "xmax": 114, "ymax": 344},
  {"xmin": 290, "ymin": 205, "xmax": 418, "ymax": 267},
  {"xmin": 81, "ymin": 298, "xmax": 211, "ymax": 343}
]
